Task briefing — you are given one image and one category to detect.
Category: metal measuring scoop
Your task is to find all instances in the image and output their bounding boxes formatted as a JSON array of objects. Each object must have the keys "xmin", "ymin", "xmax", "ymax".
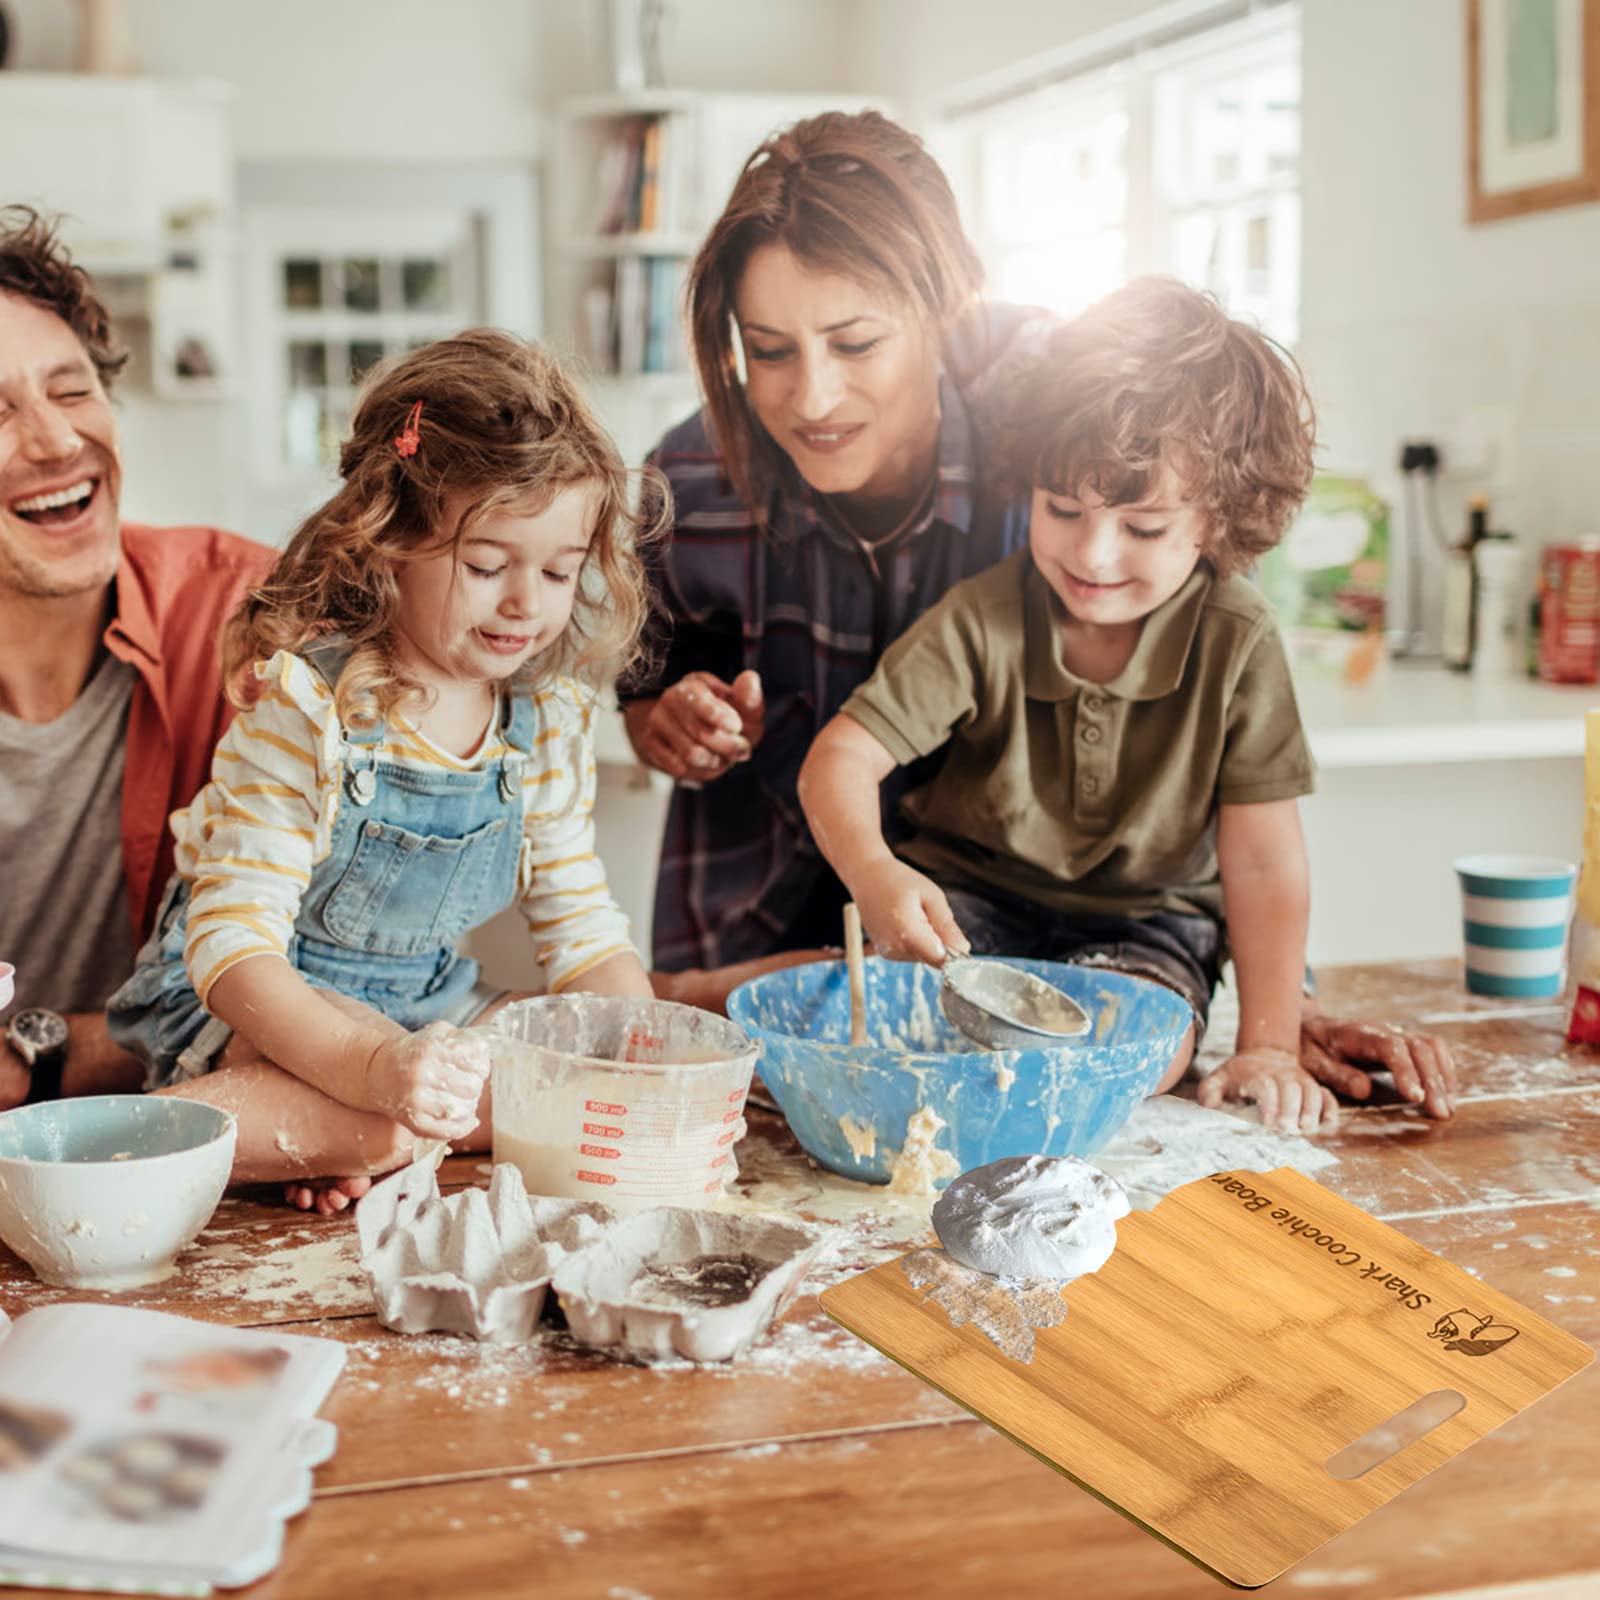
[{"xmin": 939, "ymin": 946, "xmax": 1093, "ymax": 1050}]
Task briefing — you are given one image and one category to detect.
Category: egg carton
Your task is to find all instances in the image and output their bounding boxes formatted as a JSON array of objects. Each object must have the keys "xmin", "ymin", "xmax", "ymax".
[
  {"xmin": 356, "ymin": 1151, "xmax": 822, "ymax": 1362},
  {"xmin": 356, "ymin": 1150, "xmax": 612, "ymax": 1345},
  {"xmin": 550, "ymin": 1207, "xmax": 822, "ymax": 1364}
]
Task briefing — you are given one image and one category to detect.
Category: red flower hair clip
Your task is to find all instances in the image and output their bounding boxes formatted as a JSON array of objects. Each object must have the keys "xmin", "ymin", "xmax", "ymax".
[{"xmin": 394, "ymin": 400, "xmax": 424, "ymax": 459}]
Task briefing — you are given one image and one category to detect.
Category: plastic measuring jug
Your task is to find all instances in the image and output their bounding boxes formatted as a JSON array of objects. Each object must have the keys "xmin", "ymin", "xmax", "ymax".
[{"xmin": 487, "ymin": 995, "xmax": 760, "ymax": 1215}]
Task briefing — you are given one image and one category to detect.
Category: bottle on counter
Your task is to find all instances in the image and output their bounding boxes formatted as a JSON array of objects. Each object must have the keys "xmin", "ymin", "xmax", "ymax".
[
  {"xmin": 1442, "ymin": 494, "xmax": 1489, "ymax": 672},
  {"xmin": 1473, "ymin": 532, "xmax": 1524, "ymax": 678}
]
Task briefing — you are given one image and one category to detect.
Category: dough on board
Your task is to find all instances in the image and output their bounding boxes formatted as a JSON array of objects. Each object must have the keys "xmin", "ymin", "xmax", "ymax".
[{"xmin": 932, "ymin": 1155, "xmax": 1130, "ymax": 1281}]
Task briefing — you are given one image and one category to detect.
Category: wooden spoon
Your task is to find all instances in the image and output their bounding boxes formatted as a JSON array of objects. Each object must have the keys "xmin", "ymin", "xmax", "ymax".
[{"xmin": 843, "ymin": 903, "xmax": 868, "ymax": 1047}]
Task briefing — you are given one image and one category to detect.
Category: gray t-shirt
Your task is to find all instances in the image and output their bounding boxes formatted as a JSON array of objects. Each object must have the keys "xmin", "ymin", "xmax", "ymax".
[{"xmin": 0, "ymin": 652, "xmax": 139, "ymax": 1014}]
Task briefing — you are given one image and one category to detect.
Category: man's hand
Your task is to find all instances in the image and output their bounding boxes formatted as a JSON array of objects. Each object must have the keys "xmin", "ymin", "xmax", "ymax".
[
  {"xmin": 1197, "ymin": 1046, "xmax": 1341, "ymax": 1134},
  {"xmin": 625, "ymin": 670, "xmax": 764, "ymax": 782},
  {"xmin": 1300, "ymin": 1011, "xmax": 1457, "ymax": 1120},
  {"xmin": 0, "ymin": 1043, "xmax": 29, "ymax": 1112}
]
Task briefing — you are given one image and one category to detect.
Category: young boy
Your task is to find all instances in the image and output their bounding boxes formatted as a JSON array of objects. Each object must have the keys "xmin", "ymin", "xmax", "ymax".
[{"xmin": 797, "ymin": 277, "xmax": 1337, "ymax": 1134}]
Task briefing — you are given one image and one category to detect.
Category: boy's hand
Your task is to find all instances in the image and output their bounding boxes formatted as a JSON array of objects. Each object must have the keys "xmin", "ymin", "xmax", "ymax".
[
  {"xmin": 628, "ymin": 671, "xmax": 764, "ymax": 782},
  {"xmin": 362, "ymin": 1023, "xmax": 491, "ymax": 1140},
  {"xmin": 1300, "ymin": 1013, "xmax": 1457, "ymax": 1120},
  {"xmin": 852, "ymin": 858, "xmax": 965, "ymax": 965},
  {"xmin": 1196, "ymin": 1046, "xmax": 1340, "ymax": 1135}
]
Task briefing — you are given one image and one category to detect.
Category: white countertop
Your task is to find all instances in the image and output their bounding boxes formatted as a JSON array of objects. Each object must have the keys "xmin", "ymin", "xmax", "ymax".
[
  {"xmin": 1296, "ymin": 665, "xmax": 1596, "ymax": 768},
  {"xmin": 592, "ymin": 668, "xmax": 1600, "ymax": 778}
]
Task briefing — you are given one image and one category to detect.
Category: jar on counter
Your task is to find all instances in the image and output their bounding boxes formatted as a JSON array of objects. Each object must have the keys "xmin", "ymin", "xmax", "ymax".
[
  {"xmin": 1472, "ymin": 535, "xmax": 1525, "ymax": 678},
  {"xmin": 1538, "ymin": 539, "xmax": 1600, "ymax": 685}
]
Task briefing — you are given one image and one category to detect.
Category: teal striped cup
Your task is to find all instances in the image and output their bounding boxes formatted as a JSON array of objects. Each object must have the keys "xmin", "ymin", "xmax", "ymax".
[{"xmin": 1454, "ymin": 854, "xmax": 1577, "ymax": 998}]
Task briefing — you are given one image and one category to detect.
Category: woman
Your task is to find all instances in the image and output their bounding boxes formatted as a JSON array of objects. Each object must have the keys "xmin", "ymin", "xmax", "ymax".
[
  {"xmin": 622, "ymin": 110, "xmax": 1036, "ymax": 973},
  {"xmin": 626, "ymin": 111, "xmax": 1458, "ymax": 1117}
]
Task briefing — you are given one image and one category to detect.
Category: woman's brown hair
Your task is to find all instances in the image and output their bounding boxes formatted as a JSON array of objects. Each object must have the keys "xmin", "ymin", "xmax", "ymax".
[
  {"xmin": 222, "ymin": 329, "xmax": 666, "ymax": 724},
  {"xmin": 687, "ymin": 110, "xmax": 985, "ymax": 527},
  {"xmin": 995, "ymin": 278, "xmax": 1316, "ymax": 575}
]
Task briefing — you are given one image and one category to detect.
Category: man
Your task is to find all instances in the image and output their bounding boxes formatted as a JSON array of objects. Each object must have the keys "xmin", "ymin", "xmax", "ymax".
[{"xmin": 0, "ymin": 207, "xmax": 274, "ymax": 1109}]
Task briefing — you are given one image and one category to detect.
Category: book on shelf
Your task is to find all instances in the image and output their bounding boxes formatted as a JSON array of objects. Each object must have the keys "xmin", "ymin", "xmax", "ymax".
[
  {"xmin": 0, "ymin": 1303, "xmax": 345, "ymax": 1595},
  {"xmin": 593, "ymin": 112, "xmax": 694, "ymax": 239},
  {"xmin": 608, "ymin": 256, "xmax": 690, "ymax": 377}
]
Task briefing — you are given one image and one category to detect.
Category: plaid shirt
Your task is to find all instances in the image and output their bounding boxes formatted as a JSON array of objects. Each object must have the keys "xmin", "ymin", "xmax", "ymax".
[{"xmin": 622, "ymin": 303, "xmax": 1040, "ymax": 970}]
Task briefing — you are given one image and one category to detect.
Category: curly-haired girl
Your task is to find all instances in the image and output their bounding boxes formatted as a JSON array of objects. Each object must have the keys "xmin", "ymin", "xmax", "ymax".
[{"xmin": 109, "ymin": 330, "xmax": 664, "ymax": 1209}]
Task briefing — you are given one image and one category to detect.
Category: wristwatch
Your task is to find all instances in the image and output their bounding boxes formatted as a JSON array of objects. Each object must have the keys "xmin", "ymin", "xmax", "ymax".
[{"xmin": 6, "ymin": 1008, "xmax": 68, "ymax": 1104}]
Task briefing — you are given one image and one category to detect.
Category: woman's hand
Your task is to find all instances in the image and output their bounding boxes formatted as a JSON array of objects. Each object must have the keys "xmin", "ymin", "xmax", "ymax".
[
  {"xmin": 1196, "ymin": 1045, "xmax": 1340, "ymax": 1134},
  {"xmin": 852, "ymin": 858, "xmax": 966, "ymax": 965},
  {"xmin": 625, "ymin": 670, "xmax": 764, "ymax": 782},
  {"xmin": 361, "ymin": 1022, "xmax": 491, "ymax": 1140}
]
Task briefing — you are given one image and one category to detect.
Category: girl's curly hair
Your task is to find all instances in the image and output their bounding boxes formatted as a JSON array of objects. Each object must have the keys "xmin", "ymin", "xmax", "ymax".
[
  {"xmin": 222, "ymin": 329, "xmax": 666, "ymax": 723},
  {"xmin": 993, "ymin": 278, "xmax": 1316, "ymax": 575}
]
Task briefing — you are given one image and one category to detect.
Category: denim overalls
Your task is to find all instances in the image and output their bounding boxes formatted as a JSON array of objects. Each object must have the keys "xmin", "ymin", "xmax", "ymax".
[{"xmin": 108, "ymin": 642, "xmax": 533, "ymax": 1088}]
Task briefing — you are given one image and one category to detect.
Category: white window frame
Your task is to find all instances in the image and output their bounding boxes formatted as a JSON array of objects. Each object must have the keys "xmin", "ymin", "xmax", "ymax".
[
  {"xmin": 227, "ymin": 163, "xmax": 538, "ymax": 544},
  {"xmin": 243, "ymin": 206, "xmax": 484, "ymax": 483},
  {"xmin": 937, "ymin": 0, "xmax": 1301, "ymax": 344}
]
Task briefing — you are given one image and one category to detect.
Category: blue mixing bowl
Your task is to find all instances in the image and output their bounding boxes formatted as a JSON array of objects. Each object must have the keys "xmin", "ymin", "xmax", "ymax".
[{"xmin": 727, "ymin": 956, "xmax": 1192, "ymax": 1186}]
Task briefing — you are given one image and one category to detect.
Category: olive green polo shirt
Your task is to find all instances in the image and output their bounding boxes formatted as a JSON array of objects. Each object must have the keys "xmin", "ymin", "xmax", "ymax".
[{"xmin": 840, "ymin": 550, "xmax": 1314, "ymax": 924}]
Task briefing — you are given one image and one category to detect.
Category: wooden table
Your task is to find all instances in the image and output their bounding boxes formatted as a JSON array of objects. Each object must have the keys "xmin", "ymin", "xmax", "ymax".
[{"xmin": 2, "ymin": 960, "xmax": 1596, "ymax": 1600}]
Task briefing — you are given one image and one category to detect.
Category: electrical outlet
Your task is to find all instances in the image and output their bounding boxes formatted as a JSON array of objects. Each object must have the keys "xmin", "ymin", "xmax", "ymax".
[{"xmin": 1437, "ymin": 407, "xmax": 1514, "ymax": 481}]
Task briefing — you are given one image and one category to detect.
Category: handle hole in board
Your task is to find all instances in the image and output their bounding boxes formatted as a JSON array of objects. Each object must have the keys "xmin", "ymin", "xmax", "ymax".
[{"xmin": 1325, "ymin": 1389, "xmax": 1466, "ymax": 1480}]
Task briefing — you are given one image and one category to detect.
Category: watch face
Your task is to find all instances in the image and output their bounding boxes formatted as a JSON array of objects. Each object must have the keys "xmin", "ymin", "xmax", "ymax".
[{"xmin": 14, "ymin": 1010, "xmax": 68, "ymax": 1052}]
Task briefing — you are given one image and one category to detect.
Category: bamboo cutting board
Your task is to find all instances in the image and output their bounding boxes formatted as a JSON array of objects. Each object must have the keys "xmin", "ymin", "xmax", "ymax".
[{"xmin": 819, "ymin": 1167, "xmax": 1593, "ymax": 1588}]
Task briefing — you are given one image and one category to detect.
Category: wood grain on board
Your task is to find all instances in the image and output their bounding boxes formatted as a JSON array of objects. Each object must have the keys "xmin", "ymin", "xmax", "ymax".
[{"xmin": 820, "ymin": 1168, "xmax": 1594, "ymax": 1589}]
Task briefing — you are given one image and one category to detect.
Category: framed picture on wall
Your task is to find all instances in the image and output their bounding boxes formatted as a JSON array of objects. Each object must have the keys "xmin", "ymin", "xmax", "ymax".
[{"xmin": 1468, "ymin": 0, "xmax": 1600, "ymax": 221}]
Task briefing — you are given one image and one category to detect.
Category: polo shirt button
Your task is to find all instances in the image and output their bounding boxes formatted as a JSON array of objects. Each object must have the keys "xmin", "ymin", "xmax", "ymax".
[
  {"xmin": 1085, "ymin": 696, "xmax": 1104, "ymax": 712},
  {"xmin": 1082, "ymin": 776, "xmax": 1100, "ymax": 796},
  {"xmin": 1082, "ymin": 725, "xmax": 1103, "ymax": 745}
]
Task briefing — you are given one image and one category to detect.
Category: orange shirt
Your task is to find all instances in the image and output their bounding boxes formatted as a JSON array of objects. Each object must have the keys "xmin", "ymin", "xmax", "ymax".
[{"xmin": 104, "ymin": 524, "xmax": 276, "ymax": 944}]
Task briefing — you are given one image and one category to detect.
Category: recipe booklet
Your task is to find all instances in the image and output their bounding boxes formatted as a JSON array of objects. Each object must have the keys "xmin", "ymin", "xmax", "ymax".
[{"xmin": 0, "ymin": 1302, "xmax": 345, "ymax": 1595}]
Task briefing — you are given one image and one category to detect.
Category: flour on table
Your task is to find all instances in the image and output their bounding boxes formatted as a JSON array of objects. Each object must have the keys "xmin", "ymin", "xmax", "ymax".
[{"xmin": 1092, "ymin": 1095, "xmax": 1337, "ymax": 1210}]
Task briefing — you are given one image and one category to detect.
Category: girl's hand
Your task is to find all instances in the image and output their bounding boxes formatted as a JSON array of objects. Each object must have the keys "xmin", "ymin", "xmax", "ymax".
[
  {"xmin": 1196, "ymin": 1046, "xmax": 1340, "ymax": 1135},
  {"xmin": 626, "ymin": 671, "xmax": 764, "ymax": 782},
  {"xmin": 362, "ymin": 1022, "xmax": 491, "ymax": 1140},
  {"xmin": 852, "ymin": 858, "xmax": 965, "ymax": 965}
]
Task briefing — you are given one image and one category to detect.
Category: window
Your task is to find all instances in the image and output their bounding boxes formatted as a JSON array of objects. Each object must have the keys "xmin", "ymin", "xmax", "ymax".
[
  {"xmin": 247, "ymin": 212, "xmax": 481, "ymax": 478},
  {"xmin": 950, "ymin": 2, "xmax": 1300, "ymax": 344}
]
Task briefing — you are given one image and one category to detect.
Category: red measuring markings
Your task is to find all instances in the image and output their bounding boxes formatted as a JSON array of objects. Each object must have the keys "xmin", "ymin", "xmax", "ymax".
[
  {"xmin": 710, "ymin": 1153, "xmax": 729, "ymax": 1169},
  {"xmin": 722, "ymin": 1108, "xmax": 742, "ymax": 1124},
  {"xmin": 717, "ymin": 1128, "xmax": 738, "ymax": 1146},
  {"xmin": 580, "ymin": 1144, "xmax": 621, "ymax": 1160},
  {"xmin": 577, "ymin": 1171, "xmax": 616, "ymax": 1186},
  {"xmin": 726, "ymin": 1089, "xmax": 745, "ymax": 1103},
  {"xmin": 585, "ymin": 1099, "xmax": 626, "ymax": 1116},
  {"xmin": 583, "ymin": 1122, "xmax": 624, "ymax": 1138}
]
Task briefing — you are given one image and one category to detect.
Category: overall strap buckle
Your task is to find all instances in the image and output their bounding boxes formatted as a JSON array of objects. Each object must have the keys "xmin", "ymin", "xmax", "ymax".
[{"xmin": 341, "ymin": 720, "xmax": 383, "ymax": 806}]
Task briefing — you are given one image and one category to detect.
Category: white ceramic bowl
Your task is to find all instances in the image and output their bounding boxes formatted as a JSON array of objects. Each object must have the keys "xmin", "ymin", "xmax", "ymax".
[{"xmin": 0, "ymin": 1096, "xmax": 235, "ymax": 1289}]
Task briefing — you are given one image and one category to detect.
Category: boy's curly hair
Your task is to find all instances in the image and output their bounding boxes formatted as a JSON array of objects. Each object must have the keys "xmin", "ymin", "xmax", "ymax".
[
  {"xmin": 993, "ymin": 278, "xmax": 1316, "ymax": 575},
  {"xmin": 0, "ymin": 206, "xmax": 128, "ymax": 392},
  {"xmin": 222, "ymin": 329, "xmax": 667, "ymax": 725}
]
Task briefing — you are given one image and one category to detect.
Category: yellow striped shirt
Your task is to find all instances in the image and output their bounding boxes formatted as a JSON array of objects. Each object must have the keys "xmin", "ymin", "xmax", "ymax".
[{"xmin": 173, "ymin": 651, "xmax": 634, "ymax": 1002}]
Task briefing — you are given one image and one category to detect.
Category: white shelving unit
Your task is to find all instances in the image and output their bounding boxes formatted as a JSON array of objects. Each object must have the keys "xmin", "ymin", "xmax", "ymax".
[
  {"xmin": 0, "ymin": 74, "xmax": 237, "ymax": 401},
  {"xmin": 548, "ymin": 88, "xmax": 881, "ymax": 464}
]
